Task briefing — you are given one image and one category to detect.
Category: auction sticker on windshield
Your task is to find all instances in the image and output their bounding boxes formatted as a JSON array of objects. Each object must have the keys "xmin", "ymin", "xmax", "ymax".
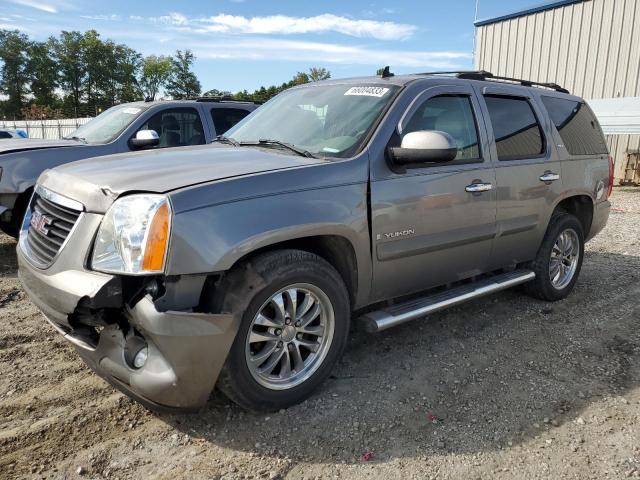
[{"xmin": 344, "ymin": 86, "xmax": 390, "ymax": 97}]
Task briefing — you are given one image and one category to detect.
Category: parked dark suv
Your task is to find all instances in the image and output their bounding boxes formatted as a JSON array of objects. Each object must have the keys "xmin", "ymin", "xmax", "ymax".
[
  {"xmin": 17, "ymin": 70, "xmax": 612, "ymax": 412},
  {"xmin": 0, "ymin": 98, "xmax": 258, "ymax": 237}
]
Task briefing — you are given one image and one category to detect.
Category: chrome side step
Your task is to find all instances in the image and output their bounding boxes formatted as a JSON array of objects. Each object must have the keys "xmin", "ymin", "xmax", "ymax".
[{"xmin": 360, "ymin": 269, "xmax": 535, "ymax": 333}]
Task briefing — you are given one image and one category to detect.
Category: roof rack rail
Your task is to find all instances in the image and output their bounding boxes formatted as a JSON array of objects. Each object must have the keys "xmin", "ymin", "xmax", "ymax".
[
  {"xmin": 415, "ymin": 70, "xmax": 570, "ymax": 94},
  {"xmin": 194, "ymin": 96, "xmax": 262, "ymax": 104}
]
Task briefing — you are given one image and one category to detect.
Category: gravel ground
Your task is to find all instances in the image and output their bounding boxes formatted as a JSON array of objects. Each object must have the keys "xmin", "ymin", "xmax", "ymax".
[{"xmin": 1, "ymin": 189, "xmax": 639, "ymax": 480}]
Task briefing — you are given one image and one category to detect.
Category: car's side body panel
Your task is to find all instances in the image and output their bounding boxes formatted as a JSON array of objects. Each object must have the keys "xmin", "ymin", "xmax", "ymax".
[
  {"xmin": 536, "ymin": 90, "xmax": 611, "ymax": 240},
  {"xmin": 167, "ymin": 156, "xmax": 372, "ymax": 307},
  {"xmin": 470, "ymin": 82, "xmax": 566, "ymax": 269},
  {"xmin": 368, "ymin": 79, "xmax": 498, "ymax": 301}
]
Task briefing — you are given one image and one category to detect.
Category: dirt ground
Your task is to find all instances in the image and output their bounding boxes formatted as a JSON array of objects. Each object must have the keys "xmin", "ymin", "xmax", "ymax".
[{"xmin": 1, "ymin": 189, "xmax": 639, "ymax": 480}]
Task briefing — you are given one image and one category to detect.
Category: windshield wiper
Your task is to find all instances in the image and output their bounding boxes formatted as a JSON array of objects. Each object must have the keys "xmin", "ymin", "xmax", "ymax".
[
  {"xmin": 239, "ymin": 139, "xmax": 317, "ymax": 158},
  {"xmin": 64, "ymin": 135, "xmax": 87, "ymax": 143},
  {"xmin": 213, "ymin": 135, "xmax": 239, "ymax": 146}
]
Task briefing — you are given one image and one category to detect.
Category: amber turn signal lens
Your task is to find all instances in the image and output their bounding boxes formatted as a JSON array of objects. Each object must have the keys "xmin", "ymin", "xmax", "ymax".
[{"xmin": 142, "ymin": 202, "xmax": 169, "ymax": 271}]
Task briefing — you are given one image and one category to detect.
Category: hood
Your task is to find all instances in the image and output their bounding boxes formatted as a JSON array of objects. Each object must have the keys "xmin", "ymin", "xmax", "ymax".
[
  {"xmin": 0, "ymin": 138, "xmax": 83, "ymax": 154},
  {"xmin": 39, "ymin": 144, "xmax": 326, "ymax": 213}
]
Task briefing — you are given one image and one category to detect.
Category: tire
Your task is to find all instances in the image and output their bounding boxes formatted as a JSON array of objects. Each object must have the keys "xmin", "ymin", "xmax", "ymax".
[
  {"xmin": 0, "ymin": 219, "xmax": 19, "ymax": 238},
  {"xmin": 0, "ymin": 190, "xmax": 31, "ymax": 239},
  {"xmin": 525, "ymin": 212, "xmax": 585, "ymax": 301},
  {"xmin": 206, "ymin": 249, "xmax": 350, "ymax": 412}
]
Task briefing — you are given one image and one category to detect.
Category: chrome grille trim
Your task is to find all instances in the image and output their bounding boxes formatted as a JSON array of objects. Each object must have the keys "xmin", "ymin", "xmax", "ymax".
[
  {"xmin": 35, "ymin": 184, "xmax": 84, "ymax": 212},
  {"xmin": 19, "ymin": 186, "xmax": 84, "ymax": 269}
]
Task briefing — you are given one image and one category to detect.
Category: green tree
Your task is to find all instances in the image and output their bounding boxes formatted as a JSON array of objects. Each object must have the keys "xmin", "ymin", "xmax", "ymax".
[
  {"xmin": 52, "ymin": 31, "xmax": 86, "ymax": 116},
  {"xmin": 82, "ymin": 30, "xmax": 116, "ymax": 115},
  {"xmin": 110, "ymin": 44, "xmax": 142, "ymax": 103},
  {"xmin": 308, "ymin": 67, "xmax": 331, "ymax": 82},
  {"xmin": 140, "ymin": 55, "xmax": 172, "ymax": 100},
  {"xmin": 229, "ymin": 67, "xmax": 330, "ymax": 103},
  {"xmin": 292, "ymin": 71, "xmax": 310, "ymax": 85},
  {"xmin": 166, "ymin": 50, "xmax": 201, "ymax": 99},
  {"xmin": 202, "ymin": 88, "xmax": 232, "ymax": 98},
  {"xmin": 0, "ymin": 30, "xmax": 30, "ymax": 119},
  {"xmin": 27, "ymin": 40, "xmax": 60, "ymax": 108},
  {"xmin": 98, "ymin": 42, "xmax": 142, "ymax": 106}
]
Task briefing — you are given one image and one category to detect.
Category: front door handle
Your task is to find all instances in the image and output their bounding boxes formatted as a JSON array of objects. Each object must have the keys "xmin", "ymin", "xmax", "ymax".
[
  {"xmin": 539, "ymin": 172, "xmax": 560, "ymax": 182},
  {"xmin": 465, "ymin": 182, "xmax": 493, "ymax": 193}
]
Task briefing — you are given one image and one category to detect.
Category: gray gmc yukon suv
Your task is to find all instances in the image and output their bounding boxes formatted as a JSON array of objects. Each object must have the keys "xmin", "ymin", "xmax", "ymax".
[{"xmin": 17, "ymin": 71, "xmax": 612, "ymax": 412}]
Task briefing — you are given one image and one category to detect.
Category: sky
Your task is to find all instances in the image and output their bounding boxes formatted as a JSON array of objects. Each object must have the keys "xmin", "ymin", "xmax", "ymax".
[{"xmin": 2, "ymin": 0, "xmax": 543, "ymax": 93}]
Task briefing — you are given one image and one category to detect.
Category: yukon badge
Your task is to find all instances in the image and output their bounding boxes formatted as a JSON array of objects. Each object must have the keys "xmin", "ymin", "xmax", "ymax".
[
  {"xmin": 376, "ymin": 228, "xmax": 416, "ymax": 241},
  {"xmin": 30, "ymin": 210, "xmax": 53, "ymax": 236}
]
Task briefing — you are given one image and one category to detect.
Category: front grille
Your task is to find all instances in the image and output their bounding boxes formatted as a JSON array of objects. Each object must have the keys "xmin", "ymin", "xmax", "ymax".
[{"xmin": 24, "ymin": 192, "xmax": 82, "ymax": 267}]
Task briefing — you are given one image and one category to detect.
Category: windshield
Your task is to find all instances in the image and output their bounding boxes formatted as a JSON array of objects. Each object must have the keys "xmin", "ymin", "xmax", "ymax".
[
  {"xmin": 226, "ymin": 83, "xmax": 400, "ymax": 158},
  {"xmin": 66, "ymin": 104, "xmax": 147, "ymax": 144}
]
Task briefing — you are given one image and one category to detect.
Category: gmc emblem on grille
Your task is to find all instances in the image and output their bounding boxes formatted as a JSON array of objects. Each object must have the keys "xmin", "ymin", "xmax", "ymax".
[{"xmin": 30, "ymin": 210, "xmax": 53, "ymax": 236}]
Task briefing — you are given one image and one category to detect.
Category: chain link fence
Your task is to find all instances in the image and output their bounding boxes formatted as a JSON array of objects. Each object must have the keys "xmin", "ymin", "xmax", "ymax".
[{"xmin": 0, "ymin": 118, "xmax": 93, "ymax": 140}]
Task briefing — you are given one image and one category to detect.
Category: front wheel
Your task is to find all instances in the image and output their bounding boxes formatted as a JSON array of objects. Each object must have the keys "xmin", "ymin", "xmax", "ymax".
[
  {"xmin": 525, "ymin": 212, "xmax": 585, "ymax": 301},
  {"xmin": 0, "ymin": 190, "xmax": 31, "ymax": 239},
  {"xmin": 208, "ymin": 250, "xmax": 350, "ymax": 411}
]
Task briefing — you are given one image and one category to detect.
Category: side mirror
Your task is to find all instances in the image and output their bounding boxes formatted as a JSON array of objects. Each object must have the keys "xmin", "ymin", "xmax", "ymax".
[
  {"xmin": 130, "ymin": 129, "xmax": 160, "ymax": 149},
  {"xmin": 388, "ymin": 130, "xmax": 457, "ymax": 166}
]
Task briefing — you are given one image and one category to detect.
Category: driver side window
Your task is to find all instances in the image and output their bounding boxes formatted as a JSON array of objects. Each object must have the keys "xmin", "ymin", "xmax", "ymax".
[
  {"xmin": 405, "ymin": 95, "xmax": 481, "ymax": 162},
  {"xmin": 137, "ymin": 108, "xmax": 205, "ymax": 149}
]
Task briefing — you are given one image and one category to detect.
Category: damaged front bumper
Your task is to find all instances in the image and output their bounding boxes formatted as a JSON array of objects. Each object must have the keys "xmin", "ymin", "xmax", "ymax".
[
  {"xmin": 17, "ymin": 243, "xmax": 238, "ymax": 411},
  {"xmin": 77, "ymin": 297, "xmax": 238, "ymax": 411}
]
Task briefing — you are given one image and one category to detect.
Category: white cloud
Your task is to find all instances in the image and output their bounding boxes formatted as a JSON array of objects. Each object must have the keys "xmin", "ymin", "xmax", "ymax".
[
  {"xmin": 113, "ymin": 14, "xmax": 467, "ymax": 68},
  {"xmin": 7, "ymin": 0, "xmax": 57, "ymax": 13},
  {"xmin": 80, "ymin": 14, "xmax": 121, "ymax": 21},
  {"xmin": 141, "ymin": 13, "xmax": 417, "ymax": 41},
  {"xmin": 131, "ymin": 12, "xmax": 189, "ymax": 26},
  {"xmin": 184, "ymin": 37, "xmax": 471, "ymax": 69},
  {"xmin": 0, "ymin": 22, "xmax": 31, "ymax": 32}
]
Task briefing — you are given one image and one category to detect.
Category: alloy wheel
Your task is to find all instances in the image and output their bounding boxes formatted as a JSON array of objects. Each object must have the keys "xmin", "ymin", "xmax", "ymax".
[{"xmin": 245, "ymin": 283, "xmax": 335, "ymax": 390}]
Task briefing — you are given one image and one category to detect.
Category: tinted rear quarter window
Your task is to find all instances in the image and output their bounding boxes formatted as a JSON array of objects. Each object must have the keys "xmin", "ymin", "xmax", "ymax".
[
  {"xmin": 541, "ymin": 96, "xmax": 609, "ymax": 155},
  {"xmin": 0, "ymin": 131, "xmax": 12, "ymax": 139},
  {"xmin": 211, "ymin": 107, "xmax": 250, "ymax": 135},
  {"xmin": 484, "ymin": 95, "xmax": 545, "ymax": 160}
]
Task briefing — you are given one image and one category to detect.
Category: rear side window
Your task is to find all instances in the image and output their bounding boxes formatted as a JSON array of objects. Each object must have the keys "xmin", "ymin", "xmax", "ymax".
[
  {"xmin": 0, "ymin": 131, "xmax": 12, "ymax": 138},
  {"xmin": 484, "ymin": 95, "xmax": 545, "ymax": 160},
  {"xmin": 404, "ymin": 95, "xmax": 481, "ymax": 162},
  {"xmin": 211, "ymin": 107, "xmax": 250, "ymax": 135},
  {"xmin": 541, "ymin": 96, "xmax": 608, "ymax": 155}
]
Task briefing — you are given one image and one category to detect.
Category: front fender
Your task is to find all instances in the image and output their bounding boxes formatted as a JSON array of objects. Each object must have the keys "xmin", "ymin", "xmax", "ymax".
[{"xmin": 167, "ymin": 183, "xmax": 372, "ymax": 307}]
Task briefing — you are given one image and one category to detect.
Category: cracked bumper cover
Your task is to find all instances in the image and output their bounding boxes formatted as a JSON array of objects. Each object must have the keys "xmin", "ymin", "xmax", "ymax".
[{"xmin": 17, "ymin": 247, "xmax": 239, "ymax": 410}]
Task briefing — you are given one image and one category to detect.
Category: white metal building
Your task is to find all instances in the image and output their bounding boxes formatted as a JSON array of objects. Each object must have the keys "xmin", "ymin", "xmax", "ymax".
[{"xmin": 474, "ymin": 0, "xmax": 640, "ymax": 184}]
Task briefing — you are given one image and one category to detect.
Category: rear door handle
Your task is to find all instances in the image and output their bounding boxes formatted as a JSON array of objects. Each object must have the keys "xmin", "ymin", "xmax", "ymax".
[
  {"xmin": 465, "ymin": 182, "xmax": 493, "ymax": 193},
  {"xmin": 539, "ymin": 172, "xmax": 560, "ymax": 182}
]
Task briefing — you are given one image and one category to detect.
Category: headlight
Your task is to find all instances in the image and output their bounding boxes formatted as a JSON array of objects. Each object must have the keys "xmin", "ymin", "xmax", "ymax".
[{"xmin": 91, "ymin": 194, "xmax": 171, "ymax": 275}]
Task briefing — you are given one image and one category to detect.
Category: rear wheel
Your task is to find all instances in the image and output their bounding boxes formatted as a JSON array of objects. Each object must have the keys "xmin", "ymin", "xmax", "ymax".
[
  {"xmin": 525, "ymin": 212, "xmax": 584, "ymax": 301},
  {"xmin": 207, "ymin": 249, "xmax": 350, "ymax": 411}
]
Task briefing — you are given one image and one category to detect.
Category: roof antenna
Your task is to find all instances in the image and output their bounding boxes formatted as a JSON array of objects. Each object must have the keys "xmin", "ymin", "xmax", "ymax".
[{"xmin": 381, "ymin": 66, "xmax": 394, "ymax": 78}]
